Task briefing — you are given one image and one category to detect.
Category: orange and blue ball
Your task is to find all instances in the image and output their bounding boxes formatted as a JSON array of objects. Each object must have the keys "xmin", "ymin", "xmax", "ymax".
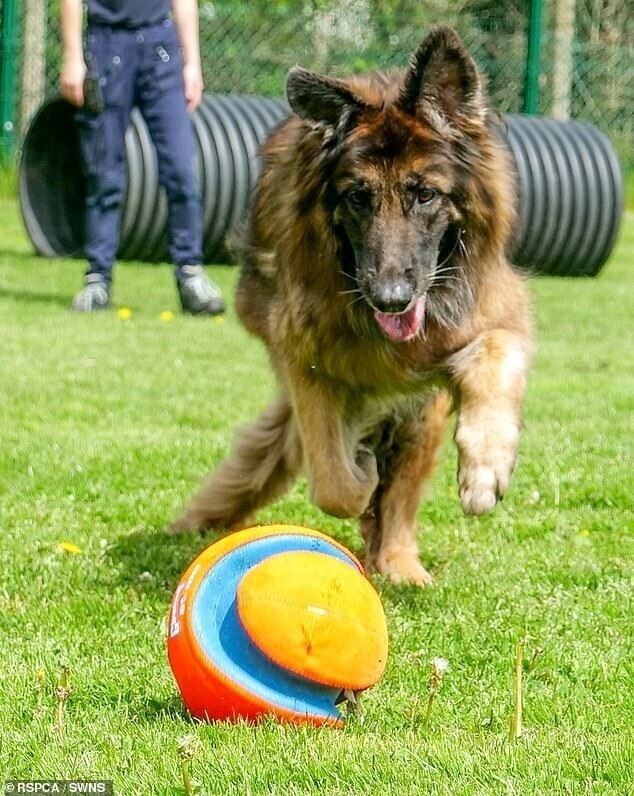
[{"xmin": 167, "ymin": 524, "xmax": 388, "ymax": 726}]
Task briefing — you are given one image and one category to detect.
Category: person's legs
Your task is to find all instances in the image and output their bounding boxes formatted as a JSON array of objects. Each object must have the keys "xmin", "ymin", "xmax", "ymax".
[
  {"xmin": 73, "ymin": 28, "xmax": 136, "ymax": 310},
  {"xmin": 137, "ymin": 20, "xmax": 224, "ymax": 314},
  {"xmin": 137, "ymin": 22, "xmax": 202, "ymax": 267}
]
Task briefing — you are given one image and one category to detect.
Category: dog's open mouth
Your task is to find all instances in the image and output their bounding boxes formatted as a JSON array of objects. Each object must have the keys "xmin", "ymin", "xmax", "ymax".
[{"xmin": 374, "ymin": 297, "xmax": 426, "ymax": 343}]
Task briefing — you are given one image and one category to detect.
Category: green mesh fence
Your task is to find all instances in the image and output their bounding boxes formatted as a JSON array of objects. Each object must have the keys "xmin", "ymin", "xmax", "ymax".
[{"xmin": 3, "ymin": 0, "xmax": 633, "ymax": 169}]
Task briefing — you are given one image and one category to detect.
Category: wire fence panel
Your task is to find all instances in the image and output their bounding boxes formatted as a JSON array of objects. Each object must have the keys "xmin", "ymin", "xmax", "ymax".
[{"xmin": 3, "ymin": 0, "xmax": 633, "ymax": 168}]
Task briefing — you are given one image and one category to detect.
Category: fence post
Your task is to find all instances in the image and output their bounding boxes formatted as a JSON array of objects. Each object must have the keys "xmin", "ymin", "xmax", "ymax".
[
  {"xmin": 20, "ymin": 0, "xmax": 48, "ymax": 134},
  {"xmin": 523, "ymin": 0, "xmax": 543, "ymax": 115},
  {"xmin": 0, "ymin": 0, "xmax": 18, "ymax": 158},
  {"xmin": 552, "ymin": 0, "xmax": 575, "ymax": 120}
]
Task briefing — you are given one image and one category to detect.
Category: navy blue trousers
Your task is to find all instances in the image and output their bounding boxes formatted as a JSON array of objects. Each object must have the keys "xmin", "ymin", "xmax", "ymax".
[{"xmin": 76, "ymin": 18, "xmax": 202, "ymax": 281}]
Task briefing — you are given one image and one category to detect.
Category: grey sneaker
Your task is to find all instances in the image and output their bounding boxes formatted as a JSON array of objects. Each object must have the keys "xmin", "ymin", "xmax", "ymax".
[
  {"xmin": 178, "ymin": 265, "xmax": 225, "ymax": 316},
  {"xmin": 71, "ymin": 276, "xmax": 110, "ymax": 312}
]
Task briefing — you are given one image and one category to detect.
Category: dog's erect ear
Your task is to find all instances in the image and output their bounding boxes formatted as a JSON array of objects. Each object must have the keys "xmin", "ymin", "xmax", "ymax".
[
  {"xmin": 287, "ymin": 66, "xmax": 368, "ymax": 128},
  {"xmin": 398, "ymin": 26, "xmax": 484, "ymax": 122}
]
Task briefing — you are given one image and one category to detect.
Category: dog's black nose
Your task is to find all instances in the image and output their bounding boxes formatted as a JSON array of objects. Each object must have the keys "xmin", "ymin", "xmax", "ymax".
[{"xmin": 371, "ymin": 278, "xmax": 413, "ymax": 313}]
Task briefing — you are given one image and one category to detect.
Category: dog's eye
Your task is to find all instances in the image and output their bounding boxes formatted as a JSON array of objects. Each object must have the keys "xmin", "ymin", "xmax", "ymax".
[
  {"xmin": 417, "ymin": 187, "xmax": 436, "ymax": 205},
  {"xmin": 346, "ymin": 189, "xmax": 372, "ymax": 211}
]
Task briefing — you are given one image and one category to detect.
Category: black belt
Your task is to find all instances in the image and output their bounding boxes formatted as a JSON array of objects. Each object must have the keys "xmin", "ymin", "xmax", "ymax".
[{"xmin": 87, "ymin": 18, "xmax": 171, "ymax": 31}]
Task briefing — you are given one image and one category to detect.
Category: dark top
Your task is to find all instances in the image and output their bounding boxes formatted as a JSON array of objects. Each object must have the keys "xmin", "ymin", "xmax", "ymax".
[{"xmin": 87, "ymin": 0, "xmax": 171, "ymax": 28}]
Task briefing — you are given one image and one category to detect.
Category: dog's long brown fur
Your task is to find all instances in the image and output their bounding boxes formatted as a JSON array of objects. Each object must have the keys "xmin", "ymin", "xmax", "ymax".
[{"xmin": 171, "ymin": 26, "xmax": 533, "ymax": 585}]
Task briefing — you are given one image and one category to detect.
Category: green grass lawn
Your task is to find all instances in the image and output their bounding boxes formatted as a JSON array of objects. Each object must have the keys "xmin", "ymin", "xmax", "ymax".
[{"xmin": 1, "ymin": 197, "xmax": 633, "ymax": 795}]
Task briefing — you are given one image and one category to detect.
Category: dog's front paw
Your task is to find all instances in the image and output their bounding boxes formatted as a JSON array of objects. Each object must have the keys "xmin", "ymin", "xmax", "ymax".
[
  {"xmin": 166, "ymin": 513, "xmax": 201, "ymax": 535},
  {"xmin": 310, "ymin": 446, "xmax": 378, "ymax": 518},
  {"xmin": 457, "ymin": 421, "xmax": 518, "ymax": 515},
  {"xmin": 167, "ymin": 509, "xmax": 251, "ymax": 536},
  {"xmin": 374, "ymin": 546, "xmax": 433, "ymax": 587},
  {"xmin": 311, "ymin": 483, "xmax": 374, "ymax": 519},
  {"xmin": 459, "ymin": 465, "xmax": 504, "ymax": 515}
]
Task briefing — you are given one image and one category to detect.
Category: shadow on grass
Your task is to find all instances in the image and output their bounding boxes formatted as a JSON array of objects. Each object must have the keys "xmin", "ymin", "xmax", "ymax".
[
  {"xmin": 108, "ymin": 523, "xmax": 225, "ymax": 594},
  {"xmin": 0, "ymin": 247, "xmax": 42, "ymax": 261},
  {"xmin": 108, "ymin": 518, "xmax": 445, "ymax": 607},
  {"xmin": 0, "ymin": 285, "xmax": 71, "ymax": 308},
  {"xmin": 127, "ymin": 694, "xmax": 190, "ymax": 724}
]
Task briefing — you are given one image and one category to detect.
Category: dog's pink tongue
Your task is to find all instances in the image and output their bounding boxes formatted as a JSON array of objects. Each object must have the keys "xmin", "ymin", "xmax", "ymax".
[{"xmin": 374, "ymin": 297, "xmax": 425, "ymax": 342}]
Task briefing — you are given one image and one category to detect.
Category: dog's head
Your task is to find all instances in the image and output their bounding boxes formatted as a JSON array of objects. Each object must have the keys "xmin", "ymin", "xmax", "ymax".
[{"xmin": 286, "ymin": 26, "xmax": 512, "ymax": 341}]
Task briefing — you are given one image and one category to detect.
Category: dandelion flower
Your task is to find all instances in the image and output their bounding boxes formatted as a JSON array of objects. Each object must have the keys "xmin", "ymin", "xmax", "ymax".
[
  {"xmin": 431, "ymin": 657, "xmax": 450, "ymax": 675},
  {"xmin": 58, "ymin": 541, "xmax": 82, "ymax": 554}
]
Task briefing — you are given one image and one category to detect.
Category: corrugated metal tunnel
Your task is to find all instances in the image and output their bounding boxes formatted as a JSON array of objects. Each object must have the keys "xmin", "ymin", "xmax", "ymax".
[{"xmin": 19, "ymin": 96, "xmax": 623, "ymax": 276}]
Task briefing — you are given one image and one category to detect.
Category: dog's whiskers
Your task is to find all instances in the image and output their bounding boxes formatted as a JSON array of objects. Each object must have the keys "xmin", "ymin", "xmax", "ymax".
[
  {"xmin": 458, "ymin": 236, "xmax": 472, "ymax": 264},
  {"xmin": 433, "ymin": 268, "xmax": 461, "ymax": 281},
  {"xmin": 435, "ymin": 228, "xmax": 463, "ymax": 270},
  {"xmin": 430, "ymin": 268, "xmax": 463, "ymax": 285},
  {"xmin": 417, "ymin": 313, "xmax": 427, "ymax": 342},
  {"xmin": 431, "ymin": 273, "xmax": 462, "ymax": 285},
  {"xmin": 435, "ymin": 263, "xmax": 462, "ymax": 274},
  {"xmin": 338, "ymin": 269, "xmax": 361, "ymax": 285},
  {"xmin": 345, "ymin": 294, "xmax": 367, "ymax": 311}
]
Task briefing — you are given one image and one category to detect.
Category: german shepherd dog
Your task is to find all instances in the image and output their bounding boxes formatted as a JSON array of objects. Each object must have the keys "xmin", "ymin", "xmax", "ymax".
[{"xmin": 171, "ymin": 26, "xmax": 533, "ymax": 585}]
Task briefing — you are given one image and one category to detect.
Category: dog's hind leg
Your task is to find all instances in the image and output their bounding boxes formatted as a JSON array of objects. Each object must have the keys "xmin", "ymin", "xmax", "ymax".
[
  {"xmin": 364, "ymin": 390, "xmax": 452, "ymax": 586},
  {"xmin": 168, "ymin": 396, "xmax": 302, "ymax": 534}
]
